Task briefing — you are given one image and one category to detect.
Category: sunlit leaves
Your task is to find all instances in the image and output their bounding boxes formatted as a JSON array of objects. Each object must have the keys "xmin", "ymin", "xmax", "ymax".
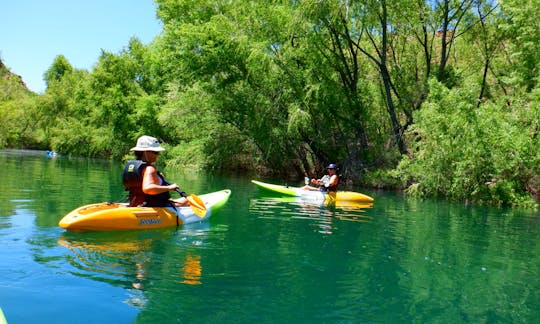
[
  {"xmin": 400, "ymin": 79, "xmax": 539, "ymax": 207},
  {"xmin": 498, "ymin": 0, "xmax": 540, "ymax": 90},
  {"xmin": 43, "ymin": 55, "xmax": 73, "ymax": 87},
  {"xmin": 1, "ymin": 0, "xmax": 538, "ymax": 206}
]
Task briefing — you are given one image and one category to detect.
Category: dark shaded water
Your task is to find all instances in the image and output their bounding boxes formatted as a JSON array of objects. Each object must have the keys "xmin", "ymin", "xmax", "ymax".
[{"xmin": 0, "ymin": 150, "xmax": 538, "ymax": 323}]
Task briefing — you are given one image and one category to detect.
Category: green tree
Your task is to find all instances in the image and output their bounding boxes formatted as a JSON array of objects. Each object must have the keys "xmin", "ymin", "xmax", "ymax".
[
  {"xmin": 43, "ymin": 55, "xmax": 73, "ymax": 87},
  {"xmin": 396, "ymin": 79, "xmax": 539, "ymax": 207},
  {"xmin": 3, "ymin": 0, "xmax": 536, "ymax": 206},
  {"xmin": 0, "ymin": 59, "xmax": 41, "ymax": 148},
  {"xmin": 47, "ymin": 40, "xmax": 165, "ymax": 158},
  {"xmin": 156, "ymin": 0, "xmax": 307, "ymax": 172},
  {"xmin": 498, "ymin": 0, "xmax": 540, "ymax": 91}
]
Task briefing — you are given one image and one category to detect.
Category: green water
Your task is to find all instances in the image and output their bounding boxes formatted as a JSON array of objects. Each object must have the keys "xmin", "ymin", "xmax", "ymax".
[{"xmin": 0, "ymin": 150, "xmax": 538, "ymax": 323}]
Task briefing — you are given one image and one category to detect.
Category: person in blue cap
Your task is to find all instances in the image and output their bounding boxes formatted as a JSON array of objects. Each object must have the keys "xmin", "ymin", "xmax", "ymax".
[{"xmin": 303, "ymin": 163, "xmax": 339, "ymax": 192}]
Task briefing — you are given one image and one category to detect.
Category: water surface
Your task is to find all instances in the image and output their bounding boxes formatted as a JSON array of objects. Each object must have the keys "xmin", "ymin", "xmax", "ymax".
[{"xmin": 0, "ymin": 150, "xmax": 538, "ymax": 323}]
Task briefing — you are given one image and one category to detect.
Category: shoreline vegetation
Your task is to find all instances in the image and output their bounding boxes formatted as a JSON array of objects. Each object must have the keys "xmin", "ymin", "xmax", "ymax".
[{"xmin": 1, "ymin": 1, "xmax": 538, "ymax": 208}]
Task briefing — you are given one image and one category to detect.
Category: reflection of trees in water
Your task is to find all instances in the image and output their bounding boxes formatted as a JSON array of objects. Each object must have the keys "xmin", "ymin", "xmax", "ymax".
[
  {"xmin": 249, "ymin": 196, "xmax": 373, "ymax": 234},
  {"xmin": 1, "ymin": 150, "xmax": 125, "ymax": 227},
  {"xmin": 57, "ymin": 230, "xmax": 168, "ymax": 291},
  {"xmin": 55, "ymin": 224, "xmax": 209, "ymax": 308}
]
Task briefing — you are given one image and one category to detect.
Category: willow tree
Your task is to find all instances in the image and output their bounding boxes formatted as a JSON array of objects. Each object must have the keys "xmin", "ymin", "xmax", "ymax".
[
  {"xmin": 394, "ymin": 1, "xmax": 540, "ymax": 206},
  {"xmin": 40, "ymin": 56, "xmax": 84, "ymax": 147},
  {"xmin": 293, "ymin": 0, "xmax": 412, "ymax": 158},
  {"xmin": 81, "ymin": 40, "xmax": 166, "ymax": 158},
  {"xmin": 498, "ymin": 0, "xmax": 540, "ymax": 91},
  {"xmin": 154, "ymin": 0, "xmax": 416, "ymax": 175},
  {"xmin": 286, "ymin": 1, "xmax": 381, "ymax": 175},
  {"xmin": 156, "ymin": 0, "xmax": 319, "ymax": 173},
  {"xmin": 466, "ymin": 0, "xmax": 501, "ymax": 104},
  {"xmin": 43, "ymin": 55, "xmax": 73, "ymax": 88},
  {"xmin": 42, "ymin": 39, "xmax": 164, "ymax": 158}
]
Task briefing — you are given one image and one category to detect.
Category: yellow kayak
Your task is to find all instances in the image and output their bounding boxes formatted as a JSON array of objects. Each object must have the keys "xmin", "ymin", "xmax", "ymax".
[
  {"xmin": 251, "ymin": 180, "xmax": 374, "ymax": 203},
  {"xmin": 59, "ymin": 189, "xmax": 231, "ymax": 232}
]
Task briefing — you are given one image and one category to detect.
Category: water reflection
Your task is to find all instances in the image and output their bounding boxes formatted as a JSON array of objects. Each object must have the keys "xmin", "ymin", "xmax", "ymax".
[
  {"xmin": 181, "ymin": 254, "xmax": 202, "ymax": 285},
  {"xmin": 5, "ymin": 151, "xmax": 540, "ymax": 323},
  {"xmin": 249, "ymin": 195, "xmax": 373, "ymax": 234},
  {"xmin": 56, "ymin": 223, "xmax": 211, "ymax": 306},
  {"xmin": 57, "ymin": 230, "xmax": 167, "ymax": 291}
]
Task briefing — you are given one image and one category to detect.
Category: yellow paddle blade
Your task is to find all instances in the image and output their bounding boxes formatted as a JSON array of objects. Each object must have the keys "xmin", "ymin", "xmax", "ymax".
[{"xmin": 187, "ymin": 194, "xmax": 207, "ymax": 217}]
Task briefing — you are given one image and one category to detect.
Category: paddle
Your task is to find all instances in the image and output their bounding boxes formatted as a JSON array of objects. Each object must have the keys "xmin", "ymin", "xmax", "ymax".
[
  {"xmin": 176, "ymin": 190, "xmax": 207, "ymax": 218},
  {"xmin": 162, "ymin": 178, "xmax": 206, "ymax": 217}
]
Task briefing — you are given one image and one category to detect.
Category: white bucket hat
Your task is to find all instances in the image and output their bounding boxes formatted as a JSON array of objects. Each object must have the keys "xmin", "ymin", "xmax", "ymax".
[{"xmin": 130, "ymin": 135, "xmax": 166, "ymax": 152}]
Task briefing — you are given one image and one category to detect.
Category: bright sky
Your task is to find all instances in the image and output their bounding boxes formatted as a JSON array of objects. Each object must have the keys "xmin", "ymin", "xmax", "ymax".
[{"xmin": 0, "ymin": 0, "xmax": 162, "ymax": 93}]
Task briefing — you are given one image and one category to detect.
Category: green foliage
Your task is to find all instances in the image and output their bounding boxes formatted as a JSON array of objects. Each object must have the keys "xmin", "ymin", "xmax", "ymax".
[
  {"xmin": 48, "ymin": 118, "xmax": 95, "ymax": 155},
  {"xmin": 43, "ymin": 55, "xmax": 73, "ymax": 87},
  {"xmin": 41, "ymin": 42, "xmax": 167, "ymax": 159},
  {"xmin": 0, "ymin": 97, "xmax": 35, "ymax": 147},
  {"xmin": 0, "ymin": 60, "xmax": 41, "ymax": 148},
  {"xmin": 396, "ymin": 79, "xmax": 539, "ymax": 207},
  {"xmin": 364, "ymin": 168, "xmax": 403, "ymax": 189},
  {"xmin": 1, "ymin": 62, "xmax": 32, "ymax": 101},
  {"xmin": 1, "ymin": 0, "xmax": 539, "ymax": 207},
  {"xmin": 498, "ymin": 0, "xmax": 540, "ymax": 91},
  {"xmin": 156, "ymin": 0, "xmax": 310, "ymax": 173},
  {"xmin": 0, "ymin": 101, "xmax": 41, "ymax": 148}
]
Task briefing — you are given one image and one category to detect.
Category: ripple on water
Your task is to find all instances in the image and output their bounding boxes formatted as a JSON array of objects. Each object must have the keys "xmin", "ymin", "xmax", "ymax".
[{"xmin": 249, "ymin": 197, "xmax": 374, "ymax": 235}]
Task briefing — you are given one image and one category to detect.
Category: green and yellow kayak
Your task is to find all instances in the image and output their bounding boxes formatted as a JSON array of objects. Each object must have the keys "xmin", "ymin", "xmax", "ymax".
[
  {"xmin": 251, "ymin": 180, "xmax": 374, "ymax": 203},
  {"xmin": 59, "ymin": 189, "xmax": 231, "ymax": 232},
  {"xmin": 0, "ymin": 307, "xmax": 6, "ymax": 324}
]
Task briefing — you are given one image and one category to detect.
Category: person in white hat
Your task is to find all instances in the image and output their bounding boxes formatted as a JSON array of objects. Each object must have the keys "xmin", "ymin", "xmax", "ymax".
[{"xmin": 124, "ymin": 135, "xmax": 188, "ymax": 207}]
